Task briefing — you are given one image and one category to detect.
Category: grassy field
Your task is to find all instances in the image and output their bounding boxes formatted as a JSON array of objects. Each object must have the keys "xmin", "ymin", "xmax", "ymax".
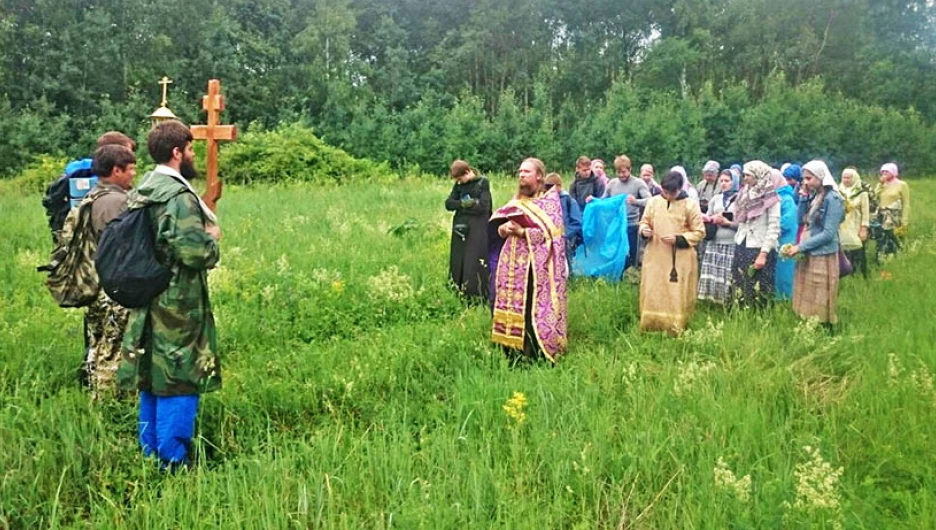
[{"xmin": 1, "ymin": 176, "xmax": 934, "ymax": 529}]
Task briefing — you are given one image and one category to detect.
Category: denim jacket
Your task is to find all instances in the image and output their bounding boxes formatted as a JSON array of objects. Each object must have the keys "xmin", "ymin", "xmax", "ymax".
[{"xmin": 798, "ymin": 189, "xmax": 844, "ymax": 256}]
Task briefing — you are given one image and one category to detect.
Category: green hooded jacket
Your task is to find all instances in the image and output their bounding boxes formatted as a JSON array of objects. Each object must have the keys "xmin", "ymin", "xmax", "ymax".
[{"xmin": 118, "ymin": 169, "xmax": 221, "ymax": 396}]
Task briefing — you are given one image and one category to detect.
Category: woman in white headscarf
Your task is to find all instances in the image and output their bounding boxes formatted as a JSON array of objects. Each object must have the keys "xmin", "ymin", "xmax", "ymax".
[
  {"xmin": 784, "ymin": 160, "xmax": 845, "ymax": 326},
  {"xmin": 670, "ymin": 166, "xmax": 699, "ymax": 202},
  {"xmin": 837, "ymin": 167, "xmax": 870, "ymax": 278}
]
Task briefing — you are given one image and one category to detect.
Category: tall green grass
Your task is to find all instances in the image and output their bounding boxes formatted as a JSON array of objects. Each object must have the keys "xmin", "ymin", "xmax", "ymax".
[{"xmin": 1, "ymin": 177, "xmax": 934, "ymax": 528}]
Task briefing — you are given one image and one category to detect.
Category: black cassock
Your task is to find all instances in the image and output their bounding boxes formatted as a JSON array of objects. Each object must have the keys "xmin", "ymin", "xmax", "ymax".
[{"xmin": 445, "ymin": 176, "xmax": 492, "ymax": 301}]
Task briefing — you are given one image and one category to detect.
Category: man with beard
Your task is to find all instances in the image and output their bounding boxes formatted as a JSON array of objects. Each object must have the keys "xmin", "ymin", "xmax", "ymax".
[
  {"xmin": 118, "ymin": 120, "xmax": 222, "ymax": 471},
  {"xmin": 568, "ymin": 155, "xmax": 605, "ymax": 211},
  {"xmin": 488, "ymin": 158, "xmax": 568, "ymax": 363}
]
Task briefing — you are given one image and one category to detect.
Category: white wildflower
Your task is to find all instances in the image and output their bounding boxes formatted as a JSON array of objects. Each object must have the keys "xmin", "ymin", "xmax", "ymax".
[
  {"xmin": 622, "ymin": 362, "xmax": 638, "ymax": 385},
  {"xmin": 367, "ymin": 266, "xmax": 415, "ymax": 301},
  {"xmin": 207, "ymin": 266, "xmax": 233, "ymax": 293},
  {"xmin": 714, "ymin": 457, "xmax": 751, "ymax": 503},
  {"xmin": 673, "ymin": 360, "xmax": 716, "ymax": 396},
  {"xmin": 681, "ymin": 317, "xmax": 724, "ymax": 347},
  {"xmin": 910, "ymin": 362, "xmax": 934, "ymax": 398},
  {"xmin": 275, "ymin": 254, "xmax": 290, "ymax": 274},
  {"xmin": 791, "ymin": 446, "xmax": 844, "ymax": 513},
  {"xmin": 311, "ymin": 268, "xmax": 341, "ymax": 286},
  {"xmin": 260, "ymin": 285, "xmax": 276, "ymax": 303},
  {"xmin": 887, "ymin": 353, "xmax": 902, "ymax": 387}
]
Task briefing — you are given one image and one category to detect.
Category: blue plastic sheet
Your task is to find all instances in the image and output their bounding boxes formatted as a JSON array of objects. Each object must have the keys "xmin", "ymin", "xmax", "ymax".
[{"xmin": 572, "ymin": 194, "xmax": 629, "ymax": 281}]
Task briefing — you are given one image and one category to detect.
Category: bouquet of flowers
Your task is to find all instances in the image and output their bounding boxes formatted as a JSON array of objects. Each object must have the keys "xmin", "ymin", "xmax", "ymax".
[{"xmin": 779, "ymin": 243, "xmax": 805, "ymax": 261}]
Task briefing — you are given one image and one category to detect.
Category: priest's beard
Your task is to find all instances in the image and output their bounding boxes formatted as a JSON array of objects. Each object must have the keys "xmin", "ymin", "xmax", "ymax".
[
  {"xmin": 180, "ymin": 157, "xmax": 200, "ymax": 180},
  {"xmin": 517, "ymin": 183, "xmax": 541, "ymax": 198}
]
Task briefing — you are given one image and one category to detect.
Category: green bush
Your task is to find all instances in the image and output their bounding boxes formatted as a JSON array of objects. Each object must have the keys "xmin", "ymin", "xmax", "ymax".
[
  {"xmin": 219, "ymin": 123, "xmax": 394, "ymax": 185},
  {"xmin": 0, "ymin": 154, "xmax": 68, "ymax": 195}
]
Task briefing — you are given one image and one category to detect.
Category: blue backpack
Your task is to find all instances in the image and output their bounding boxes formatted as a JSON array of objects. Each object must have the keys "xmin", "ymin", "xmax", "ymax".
[{"xmin": 42, "ymin": 158, "xmax": 99, "ymax": 242}]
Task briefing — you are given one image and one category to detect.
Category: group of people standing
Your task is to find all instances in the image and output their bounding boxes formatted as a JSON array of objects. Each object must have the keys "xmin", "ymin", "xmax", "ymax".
[
  {"xmin": 44, "ymin": 121, "xmax": 222, "ymax": 471},
  {"xmin": 446, "ymin": 156, "xmax": 911, "ymax": 363}
]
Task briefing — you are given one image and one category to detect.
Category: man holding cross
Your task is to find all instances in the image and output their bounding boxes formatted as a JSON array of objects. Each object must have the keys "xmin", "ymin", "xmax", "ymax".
[{"xmin": 118, "ymin": 120, "xmax": 222, "ymax": 470}]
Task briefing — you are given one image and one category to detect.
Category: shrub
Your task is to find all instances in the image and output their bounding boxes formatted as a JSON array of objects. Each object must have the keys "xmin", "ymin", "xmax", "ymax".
[
  {"xmin": 0, "ymin": 154, "xmax": 68, "ymax": 195},
  {"xmin": 219, "ymin": 123, "xmax": 394, "ymax": 185}
]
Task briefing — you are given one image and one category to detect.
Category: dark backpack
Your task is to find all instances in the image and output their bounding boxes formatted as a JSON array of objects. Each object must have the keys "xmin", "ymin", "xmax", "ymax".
[{"xmin": 95, "ymin": 207, "xmax": 173, "ymax": 309}]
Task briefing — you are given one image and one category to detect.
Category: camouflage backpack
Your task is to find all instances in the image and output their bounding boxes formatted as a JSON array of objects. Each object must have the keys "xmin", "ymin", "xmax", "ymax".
[{"xmin": 37, "ymin": 187, "xmax": 113, "ymax": 308}]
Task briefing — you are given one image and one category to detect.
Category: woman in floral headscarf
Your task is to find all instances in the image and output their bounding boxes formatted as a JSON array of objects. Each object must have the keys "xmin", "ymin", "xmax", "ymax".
[
  {"xmin": 784, "ymin": 160, "xmax": 844, "ymax": 326},
  {"xmin": 728, "ymin": 161, "xmax": 780, "ymax": 308},
  {"xmin": 838, "ymin": 167, "xmax": 870, "ymax": 277},
  {"xmin": 873, "ymin": 162, "xmax": 910, "ymax": 259}
]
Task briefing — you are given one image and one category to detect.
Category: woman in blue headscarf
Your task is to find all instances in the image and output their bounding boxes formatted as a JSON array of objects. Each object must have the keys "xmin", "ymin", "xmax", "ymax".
[
  {"xmin": 773, "ymin": 168, "xmax": 800, "ymax": 300},
  {"xmin": 698, "ymin": 169, "xmax": 740, "ymax": 304}
]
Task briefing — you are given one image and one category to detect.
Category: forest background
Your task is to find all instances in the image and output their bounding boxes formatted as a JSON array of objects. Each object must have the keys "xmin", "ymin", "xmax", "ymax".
[{"xmin": 2, "ymin": 0, "xmax": 936, "ymax": 179}]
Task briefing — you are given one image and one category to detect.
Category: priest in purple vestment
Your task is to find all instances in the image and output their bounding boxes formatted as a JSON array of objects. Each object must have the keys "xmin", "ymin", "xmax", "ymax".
[{"xmin": 488, "ymin": 158, "xmax": 568, "ymax": 363}]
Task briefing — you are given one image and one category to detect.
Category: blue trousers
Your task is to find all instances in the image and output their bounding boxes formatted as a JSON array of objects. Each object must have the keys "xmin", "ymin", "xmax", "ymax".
[{"xmin": 139, "ymin": 390, "xmax": 200, "ymax": 467}]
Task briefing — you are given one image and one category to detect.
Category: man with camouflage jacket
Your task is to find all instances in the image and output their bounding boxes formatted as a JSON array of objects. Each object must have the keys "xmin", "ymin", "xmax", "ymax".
[
  {"xmin": 84, "ymin": 144, "xmax": 137, "ymax": 398},
  {"xmin": 118, "ymin": 120, "xmax": 222, "ymax": 470}
]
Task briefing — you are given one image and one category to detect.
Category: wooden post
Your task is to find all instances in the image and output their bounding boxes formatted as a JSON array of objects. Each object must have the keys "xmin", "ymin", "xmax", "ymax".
[{"xmin": 191, "ymin": 79, "xmax": 237, "ymax": 212}]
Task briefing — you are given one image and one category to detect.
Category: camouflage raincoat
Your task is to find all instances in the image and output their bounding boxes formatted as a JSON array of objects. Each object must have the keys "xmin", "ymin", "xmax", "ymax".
[{"xmin": 118, "ymin": 168, "xmax": 221, "ymax": 396}]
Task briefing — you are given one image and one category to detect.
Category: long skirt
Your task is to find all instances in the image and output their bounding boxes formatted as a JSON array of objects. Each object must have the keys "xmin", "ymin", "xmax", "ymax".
[
  {"xmin": 729, "ymin": 246, "xmax": 776, "ymax": 309},
  {"xmin": 698, "ymin": 242, "xmax": 735, "ymax": 304},
  {"xmin": 792, "ymin": 253, "xmax": 839, "ymax": 323}
]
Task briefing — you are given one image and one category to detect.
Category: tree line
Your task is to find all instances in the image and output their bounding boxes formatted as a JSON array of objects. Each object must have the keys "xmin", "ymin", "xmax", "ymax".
[{"xmin": 1, "ymin": 0, "xmax": 935, "ymax": 177}]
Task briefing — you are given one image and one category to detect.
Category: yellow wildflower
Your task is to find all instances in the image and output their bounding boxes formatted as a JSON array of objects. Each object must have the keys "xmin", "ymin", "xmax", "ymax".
[{"xmin": 503, "ymin": 391, "xmax": 527, "ymax": 426}]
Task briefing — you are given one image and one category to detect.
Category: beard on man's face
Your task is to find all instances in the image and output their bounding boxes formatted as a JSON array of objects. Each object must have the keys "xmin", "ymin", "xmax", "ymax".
[
  {"xmin": 180, "ymin": 156, "xmax": 199, "ymax": 180},
  {"xmin": 518, "ymin": 182, "xmax": 539, "ymax": 198}
]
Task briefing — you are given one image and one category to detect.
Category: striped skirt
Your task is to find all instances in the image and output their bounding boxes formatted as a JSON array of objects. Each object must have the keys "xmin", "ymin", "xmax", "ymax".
[
  {"xmin": 792, "ymin": 253, "xmax": 840, "ymax": 324},
  {"xmin": 698, "ymin": 242, "xmax": 735, "ymax": 303}
]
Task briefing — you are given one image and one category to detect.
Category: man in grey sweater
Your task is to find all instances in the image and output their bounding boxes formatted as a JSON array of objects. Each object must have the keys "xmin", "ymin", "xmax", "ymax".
[{"xmin": 603, "ymin": 155, "xmax": 651, "ymax": 269}]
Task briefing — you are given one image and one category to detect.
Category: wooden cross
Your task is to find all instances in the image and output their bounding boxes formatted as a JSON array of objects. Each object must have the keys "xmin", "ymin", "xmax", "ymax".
[
  {"xmin": 191, "ymin": 79, "xmax": 237, "ymax": 212},
  {"xmin": 158, "ymin": 76, "xmax": 173, "ymax": 106}
]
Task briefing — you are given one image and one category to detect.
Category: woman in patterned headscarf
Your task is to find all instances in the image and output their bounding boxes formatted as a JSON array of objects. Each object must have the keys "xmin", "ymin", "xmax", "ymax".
[
  {"xmin": 728, "ymin": 161, "xmax": 781, "ymax": 308},
  {"xmin": 838, "ymin": 167, "xmax": 870, "ymax": 277}
]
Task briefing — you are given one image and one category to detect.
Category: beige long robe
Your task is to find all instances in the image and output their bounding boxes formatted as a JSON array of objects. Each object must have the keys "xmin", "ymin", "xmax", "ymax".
[{"xmin": 638, "ymin": 195, "xmax": 706, "ymax": 334}]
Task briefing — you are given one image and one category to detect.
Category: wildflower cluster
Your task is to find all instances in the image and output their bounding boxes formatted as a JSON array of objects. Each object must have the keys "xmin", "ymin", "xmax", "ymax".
[
  {"xmin": 910, "ymin": 362, "xmax": 935, "ymax": 402},
  {"xmin": 502, "ymin": 391, "xmax": 527, "ymax": 426},
  {"xmin": 680, "ymin": 317, "xmax": 723, "ymax": 348},
  {"xmin": 886, "ymin": 353, "xmax": 902, "ymax": 387},
  {"xmin": 622, "ymin": 362, "xmax": 638, "ymax": 385},
  {"xmin": 311, "ymin": 268, "xmax": 342, "ymax": 286},
  {"xmin": 673, "ymin": 360, "xmax": 716, "ymax": 396},
  {"xmin": 714, "ymin": 457, "xmax": 752, "ymax": 503},
  {"xmin": 790, "ymin": 446, "xmax": 844, "ymax": 513},
  {"xmin": 207, "ymin": 266, "xmax": 234, "ymax": 293},
  {"xmin": 367, "ymin": 266, "xmax": 415, "ymax": 301}
]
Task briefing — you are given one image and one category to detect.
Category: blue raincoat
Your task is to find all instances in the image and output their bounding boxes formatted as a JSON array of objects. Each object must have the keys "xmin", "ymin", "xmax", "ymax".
[
  {"xmin": 775, "ymin": 184, "xmax": 799, "ymax": 300},
  {"xmin": 572, "ymin": 194, "xmax": 630, "ymax": 281}
]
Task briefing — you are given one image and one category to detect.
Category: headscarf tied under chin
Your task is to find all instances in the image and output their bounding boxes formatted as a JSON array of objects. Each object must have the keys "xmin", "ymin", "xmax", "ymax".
[
  {"xmin": 838, "ymin": 168, "xmax": 863, "ymax": 200},
  {"xmin": 802, "ymin": 160, "xmax": 837, "ymax": 188},
  {"xmin": 734, "ymin": 160, "xmax": 780, "ymax": 223},
  {"xmin": 880, "ymin": 162, "xmax": 899, "ymax": 182},
  {"xmin": 669, "ymin": 165, "xmax": 699, "ymax": 201},
  {"xmin": 802, "ymin": 159, "xmax": 838, "ymax": 226}
]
